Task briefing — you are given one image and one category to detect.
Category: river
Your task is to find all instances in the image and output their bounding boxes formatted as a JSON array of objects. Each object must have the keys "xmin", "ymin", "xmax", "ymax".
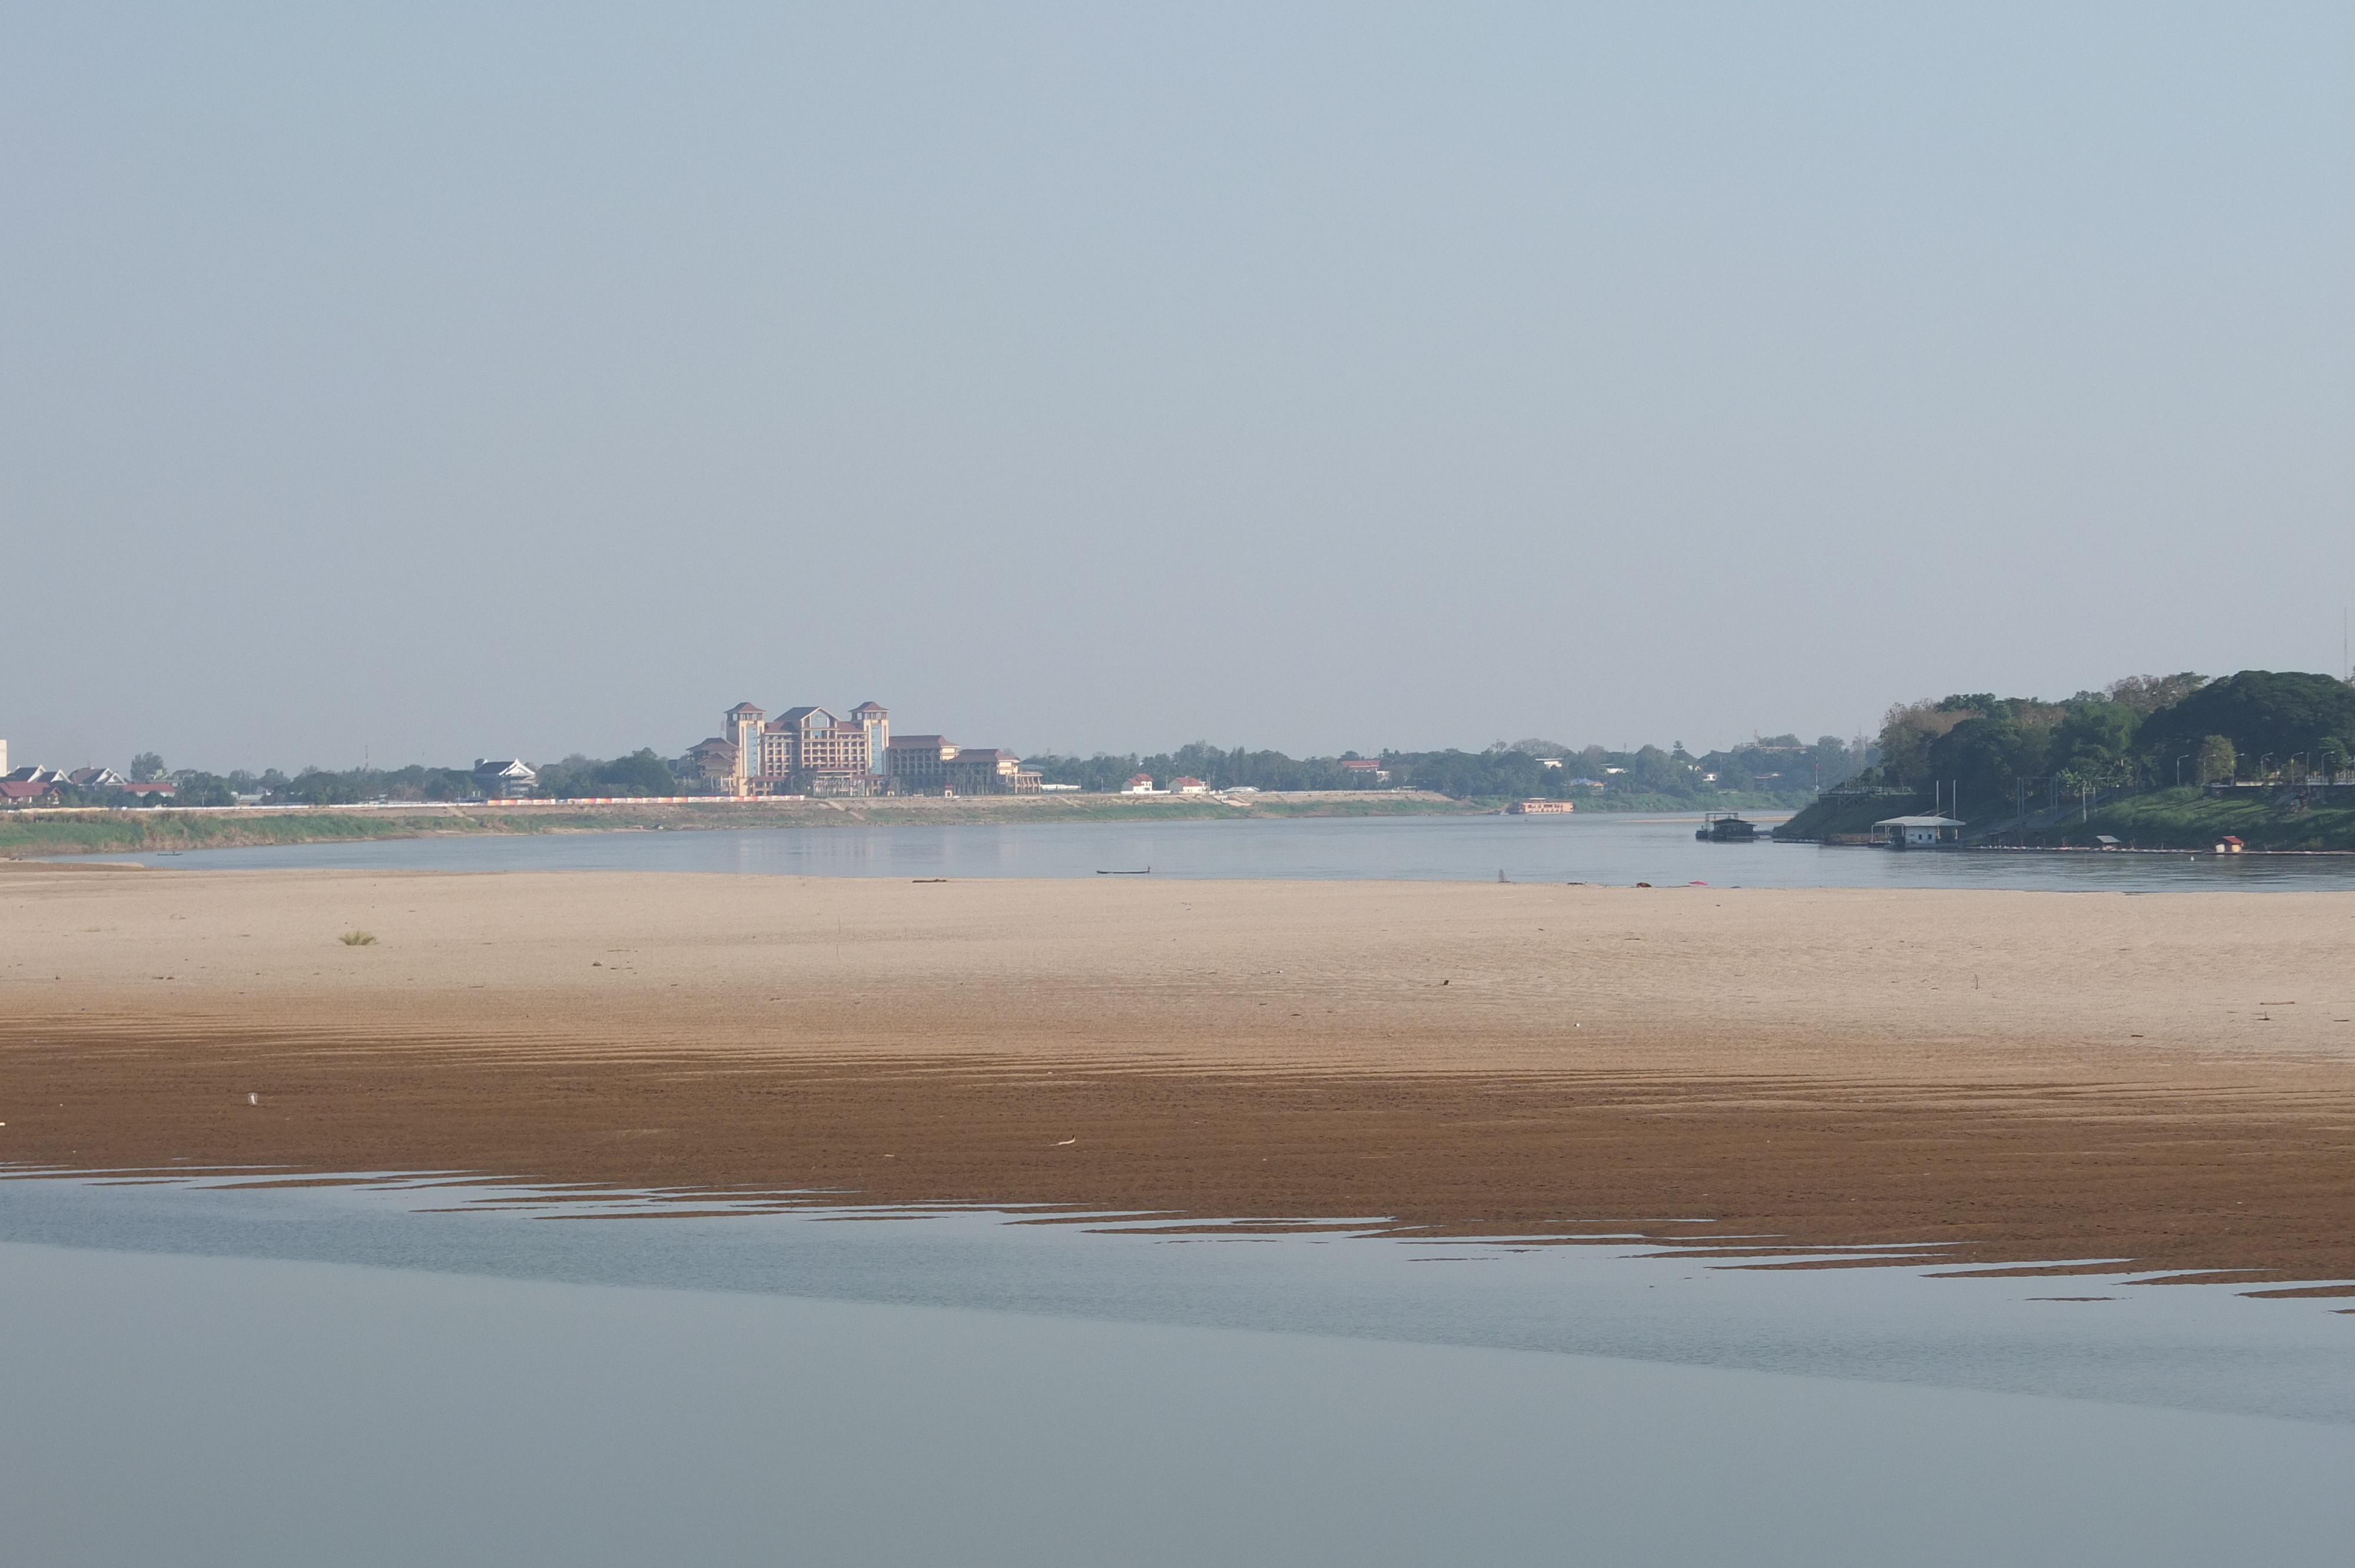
[{"xmin": 79, "ymin": 810, "xmax": 2355, "ymax": 889}]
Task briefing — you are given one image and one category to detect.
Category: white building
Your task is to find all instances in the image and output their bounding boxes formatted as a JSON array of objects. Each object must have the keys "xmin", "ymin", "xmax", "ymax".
[
  {"xmin": 473, "ymin": 759, "xmax": 539, "ymax": 799},
  {"xmin": 1874, "ymin": 814, "xmax": 1965, "ymax": 848}
]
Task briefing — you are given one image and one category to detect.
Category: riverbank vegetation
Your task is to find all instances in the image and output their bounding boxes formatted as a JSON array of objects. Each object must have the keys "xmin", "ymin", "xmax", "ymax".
[
  {"xmin": 28, "ymin": 750, "xmax": 694, "ymax": 811},
  {"xmin": 1852, "ymin": 670, "xmax": 2353, "ymax": 811},
  {"xmin": 2021, "ymin": 786, "xmax": 2355, "ymax": 852},
  {"xmin": 1028, "ymin": 733, "xmax": 1863, "ymax": 808},
  {"xmin": 1778, "ymin": 669, "xmax": 2355, "ymax": 846}
]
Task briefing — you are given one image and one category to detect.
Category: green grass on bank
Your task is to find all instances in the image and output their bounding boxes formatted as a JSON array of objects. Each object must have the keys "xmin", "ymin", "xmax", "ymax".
[
  {"xmin": 1774, "ymin": 784, "xmax": 2355, "ymax": 851},
  {"xmin": 0, "ymin": 811, "xmax": 500, "ymax": 858},
  {"xmin": 1774, "ymin": 792, "xmax": 1932, "ymax": 841},
  {"xmin": 2022, "ymin": 787, "xmax": 2355, "ymax": 851}
]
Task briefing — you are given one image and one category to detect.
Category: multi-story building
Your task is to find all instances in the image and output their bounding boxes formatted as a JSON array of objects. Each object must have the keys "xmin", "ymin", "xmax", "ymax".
[
  {"xmin": 851, "ymin": 702, "xmax": 890, "ymax": 778},
  {"xmin": 692, "ymin": 700, "xmax": 1036, "ymax": 796},
  {"xmin": 685, "ymin": 735, "xmax": 739, "ymax": 782},
  {"xmin": 885, "ymin": 736, "xmax": 1041, "ymax": 796},
  {"xmin": 696, "ymin": 701, "xmax": 890, "ymax": 796}
]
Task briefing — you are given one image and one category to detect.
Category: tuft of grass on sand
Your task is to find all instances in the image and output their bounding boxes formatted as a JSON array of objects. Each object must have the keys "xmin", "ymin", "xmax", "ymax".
[{"xmin": 337, "ymin": 931, "xmax": 377, "ymax": 946}]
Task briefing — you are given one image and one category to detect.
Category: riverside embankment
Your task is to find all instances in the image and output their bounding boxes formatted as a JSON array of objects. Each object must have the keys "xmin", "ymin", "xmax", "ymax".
[{"xmin": 1779, "ymin": 784, "xmax": 2355, "ymax": 852}]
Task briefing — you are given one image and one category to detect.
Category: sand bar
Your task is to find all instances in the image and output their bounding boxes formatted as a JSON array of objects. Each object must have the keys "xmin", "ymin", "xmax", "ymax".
[{"xmin": 4, "ymin": 865, "xmax": 2351, "ymax": 1287}]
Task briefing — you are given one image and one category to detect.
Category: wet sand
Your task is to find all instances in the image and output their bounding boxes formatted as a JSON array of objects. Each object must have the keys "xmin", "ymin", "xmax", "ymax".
[{"xmin": 4, "ymin": 864, "xmax": 2351, "ymax": 1285}]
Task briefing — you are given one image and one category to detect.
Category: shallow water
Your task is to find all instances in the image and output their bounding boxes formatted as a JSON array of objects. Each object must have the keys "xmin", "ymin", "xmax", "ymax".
[
  {"xmin": 4, "ymin": 1170, "xmax": 2349, "ymax": 1423},
  {"xmin": 81, "ymin": 810, "xmax": 2355, "ymax": 889},
  {"xmin": 2, "ymin": 1174, "xmax": 2352, "ymax": 1567},
  {"xmin": 11, "ymin": 1241, "xmax": 2353, "ymax": 1568}
]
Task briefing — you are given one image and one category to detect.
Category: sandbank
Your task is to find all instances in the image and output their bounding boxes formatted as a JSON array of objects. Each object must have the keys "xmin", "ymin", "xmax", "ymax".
[{"xmin": 3, "ymin": 866, "xmax": 2350, "ymax": 1287}]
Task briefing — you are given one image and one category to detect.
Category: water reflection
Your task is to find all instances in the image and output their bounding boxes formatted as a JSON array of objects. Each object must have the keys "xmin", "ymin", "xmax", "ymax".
[
  {"xmin": 9, "ymin": 1238, "xmax": 2352, "ymax": 1568},
  {"xmin": 4, "ymin": 1167, "xmax": 2349, "ymax": 1426}
]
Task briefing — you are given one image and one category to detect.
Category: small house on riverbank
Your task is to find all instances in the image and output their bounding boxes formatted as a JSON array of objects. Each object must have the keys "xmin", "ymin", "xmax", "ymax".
[{"xmin": 1873, "ymin": 814, "xmax": 1965, "ymax": 848}]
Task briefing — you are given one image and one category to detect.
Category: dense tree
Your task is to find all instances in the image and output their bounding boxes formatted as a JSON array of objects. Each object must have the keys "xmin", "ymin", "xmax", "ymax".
[
  {"xmin": 1875, "ymin": 702, "xmax": 1975, "ymax": 784},
  {"xmin": 596, "ymin": 749, "xmax": 679, "ymax": 796},
  {"xmin": 166, "ymin": 772, "xmax": 237, "ymax": 807},
  {"xmin": 2048, "ymin": 702, "xmax": 2140, "ymax": 788},
  {"xmin": 1025, "ymin": 734, "xmax": 1856, "ymax": 805},
  {"xmin": 128, "ymin": 752, "xmax": 166, "ymax": 782},
  {"xmin": 2135, "ymin": 671, "xmax": 2355, "ymax": 775},
  {"xmin": 1847, "ymin": 669, "xmax": 2353, "ymax": 800},
  {"xmin": 1923, "ymin": 716, "xmax": 2042, "ymax": 813},
  {"xmin": 281, "ymin": 768, "xmax": 374, "ymax": 804},
  {"xmin": 533, "ymin": 750, "xmax": 679, "ymax": 798},
  {"xmin": 2101, "ymin": 673, "xmax": 2208, "ymax": 715}
]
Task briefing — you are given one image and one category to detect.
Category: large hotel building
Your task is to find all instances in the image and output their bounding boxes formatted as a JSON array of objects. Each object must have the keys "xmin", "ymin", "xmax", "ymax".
[{"xmin": 689, "ymin": 702, "xmax": 1041, "ymax": 797}]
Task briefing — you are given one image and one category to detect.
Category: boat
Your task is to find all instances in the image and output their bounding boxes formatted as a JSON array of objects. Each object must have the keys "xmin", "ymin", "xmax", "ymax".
[
  {"xmin": 1695, "ymin": 812, "xmax": 1760, "ymax": 843},
  {"xmin": 1096, "ymin": 867, "xmax": 1152, "ymax": 875}
]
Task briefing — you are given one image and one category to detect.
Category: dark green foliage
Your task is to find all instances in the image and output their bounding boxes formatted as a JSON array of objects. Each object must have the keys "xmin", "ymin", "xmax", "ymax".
[
  {"xmin": 2133, "ymin": 670, "xmax": 2355, "ymax": 775},
  {"xmin": 1775, "ymin": 789, "xmax": 1933, "ymax": 841},
  {"xmin": 1839, "ymin": 670, "xmax": 2355, "ymax": 829},
  {"xmin": 532, "ymin": 750, "xmax": 679, "ymax": 798},
  {"xmin": 596, "ymin": 749, "xmax": 679, "ymax": 796},
  {"xmin": 2099, "ymin": 673, "xmax": 2209, "ymax": 716},
  {"xmin": 2036, "ymin": 786, "xmax": 2355, "ymax": 851},
  {"xmin": 166, "ymin": 773, "xmax": 238, "ymax": 808}
]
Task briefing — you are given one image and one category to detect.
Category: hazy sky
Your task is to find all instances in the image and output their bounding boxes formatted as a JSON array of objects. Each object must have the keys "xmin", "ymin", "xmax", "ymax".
[{"xmin": 5, "ymin": 4, "xmax": 2349, "ymax": 773}]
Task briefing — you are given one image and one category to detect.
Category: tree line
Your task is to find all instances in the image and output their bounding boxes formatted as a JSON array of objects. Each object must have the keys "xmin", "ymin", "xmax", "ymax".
[
  {"xmin": 1862, "ymin": 670, "xmax": 2355, "ymax": 813},
  {"xmin": 1026, "ymin": 733, "xmax": 1869, "ymax": 805},
  {"xmin": 46, "ymin": 749, "xmax": 688, "ymax": 808}
]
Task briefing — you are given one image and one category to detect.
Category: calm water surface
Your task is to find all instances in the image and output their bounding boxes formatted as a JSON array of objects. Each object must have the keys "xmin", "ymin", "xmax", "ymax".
[
  {"xmin": 2, "ymin": 1172, "xmax": 2350, "ymax": 1567},
  {"xmin": 85, "ymin": 810, "xmax": 2355, "ymax": 889}
]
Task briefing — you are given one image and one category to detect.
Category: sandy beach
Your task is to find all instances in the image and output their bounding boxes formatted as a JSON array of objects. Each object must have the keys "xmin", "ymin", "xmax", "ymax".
[{"xmin": 4, "ymin": 863, "xmax": 2351, "ymax": 1287}]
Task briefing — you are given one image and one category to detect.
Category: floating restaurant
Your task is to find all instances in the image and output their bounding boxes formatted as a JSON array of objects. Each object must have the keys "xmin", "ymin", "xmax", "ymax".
[{"xmin": 1873, "ymin": 814, "xmax": 1966, "ymax": 848}]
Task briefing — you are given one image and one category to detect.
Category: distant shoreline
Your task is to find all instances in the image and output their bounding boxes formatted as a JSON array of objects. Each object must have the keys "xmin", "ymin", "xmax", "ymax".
[
  {"xmin": 1, "ymin": 791, "xmax": 1475, "ymax": 858},
  {"xmin": 0, "ymin": 789, "xmax": 1809, "ymax": 858}
]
